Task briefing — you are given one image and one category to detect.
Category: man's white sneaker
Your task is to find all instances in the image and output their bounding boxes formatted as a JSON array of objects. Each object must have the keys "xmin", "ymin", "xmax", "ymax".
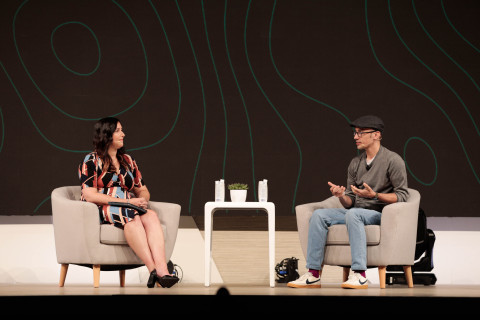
[
  {"xmin": 341, "ymin": 272, "xmax": 368, "ymax": 289},
  {"xmin": 287, "ymin": 272, "xmax": 321, "ymax": 288}
]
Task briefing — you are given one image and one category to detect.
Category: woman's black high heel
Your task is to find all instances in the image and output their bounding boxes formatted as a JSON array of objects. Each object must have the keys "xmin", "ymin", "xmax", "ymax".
[
  {"xmin": 147, "ymin": 269, "xmax": 158, "ymax": 288},
  {"xmin": 156, "ymin": 274, "xmax": 179, "ymax": 288},
  {"xmin": 147, "ymin": 269, "xmax": 179, "ymax": 288}
]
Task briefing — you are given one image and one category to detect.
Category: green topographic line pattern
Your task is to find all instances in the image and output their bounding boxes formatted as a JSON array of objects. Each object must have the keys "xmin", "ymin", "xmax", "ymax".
[
  {"xmin": 269, "ymin": 0, "xmax": 351, "ymax": 125},
  {"xmin": 441, "ymin": 0, "xmax": 480, "ymax": 54},
  {"xmin": 388, "ymin": 0, "xmax": 479, "ymax": 137},
  {"xmin": 1, "ymin": 58, "xmax": 90, "ymax": 214},
  {"xmin": 245, "ymin": 0, "xmax": 301, "ymax": 211},
  {"xmin": 202, "ymin": 0, "xmax": 228, "ymax": 179},
  {"xmin": 50, "ymin": 21, "xmax": 101, "ymax": 77},
  {"xmin": 175, "ymin": 0, "xmax": 207, "ymax": 213},
  {"xmin": 0, "ymin": 60, "xmax": 89, "ymax": 153},
  {"xmin": 403, "ymin": 137, "xmax": 438, "ymax": 186},
  {"xmin": 128, "ymin": 0, "xmax": 182, "ymax": 151},
  {"xmin": 365, "ymin": 0, "xmax": 479, "ymax": 184},
  {"xmin": 34, "ymin": 196, "xmax": 51, "ymax": 213},
  {"xmin": 224, "ymin": 0, "xmax": 257, "ymax": 199},
  {"xmin": 13, "ymin": 0, "xmax": 149, "ymax": 121},
  {"xmin": 412, "ymin": 1, "xmax": 480, "ymax": 97},
  {"xmin": 8, "ymin": 0, "xmax": 180, "ymax": 153}
]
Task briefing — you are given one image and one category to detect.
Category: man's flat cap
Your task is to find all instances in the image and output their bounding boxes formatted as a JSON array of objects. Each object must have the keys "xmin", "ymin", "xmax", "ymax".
[{"xmin": 350, "ymin": 115, "xmax": 384, "ymax": 133}]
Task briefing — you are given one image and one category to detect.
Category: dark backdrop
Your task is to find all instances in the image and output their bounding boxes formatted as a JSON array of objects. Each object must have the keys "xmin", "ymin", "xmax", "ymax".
[{"xmin": 1, "ymin": 0, "xmax": 479, "ymax": 219}]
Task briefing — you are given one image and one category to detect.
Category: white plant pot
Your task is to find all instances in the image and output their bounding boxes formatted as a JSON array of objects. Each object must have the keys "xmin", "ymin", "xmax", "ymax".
[{"xmin": 230, "ymin": 190, "xmax": 247, "ymax": 202}]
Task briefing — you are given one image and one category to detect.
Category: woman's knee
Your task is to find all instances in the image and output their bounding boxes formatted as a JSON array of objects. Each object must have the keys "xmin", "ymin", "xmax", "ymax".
[
  {"xmin": 141, "ymin": 209, "xmax": 162, "ymax": 227},
  {"xmin": 145, "ymin": 209, "xmax": 157, "ymax": 217},
  {"xmin": 124, "ymin": 215, "xmax": 142, "ymax": 232}
]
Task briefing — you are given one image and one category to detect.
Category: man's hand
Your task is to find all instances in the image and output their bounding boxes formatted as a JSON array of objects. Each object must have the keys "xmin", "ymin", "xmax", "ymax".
[
  {"xmin": 328, "ymin": 182, "xmax": 353, "ymax": 208},
  {"xmin": 351, "ymin": 183, "xmax": 376, "ymax": 199},
  {"xmin": 328, "ymin": 181, "xmax": 346, "ymax": 198}
]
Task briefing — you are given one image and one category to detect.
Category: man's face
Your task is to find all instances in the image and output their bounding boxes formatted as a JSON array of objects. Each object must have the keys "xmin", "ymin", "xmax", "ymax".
[{"xmin": 353, "ymin": 128, "xmax": 379, "ymax": 150}]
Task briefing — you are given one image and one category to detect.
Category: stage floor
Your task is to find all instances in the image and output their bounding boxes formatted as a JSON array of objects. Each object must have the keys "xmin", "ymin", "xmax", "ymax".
[
  {"xmin": 1, "ymin": 283, "xmax": 479, "ymax": 314},
  {"xmin": 1, "ymin": 283, "xmax": 480, "ymax": 298}
]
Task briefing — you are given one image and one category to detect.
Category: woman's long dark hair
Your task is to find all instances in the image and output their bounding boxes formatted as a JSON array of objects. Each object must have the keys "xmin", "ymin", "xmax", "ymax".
[{"xmin": 93, "ymin": 117, "xmax": 127, "ymax": 172}]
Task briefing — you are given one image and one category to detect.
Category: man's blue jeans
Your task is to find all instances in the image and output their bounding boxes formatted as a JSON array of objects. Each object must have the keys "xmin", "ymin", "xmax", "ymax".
[{"xmin": 306, "ymin": 207, "xmax": 382, "ymax": 271}]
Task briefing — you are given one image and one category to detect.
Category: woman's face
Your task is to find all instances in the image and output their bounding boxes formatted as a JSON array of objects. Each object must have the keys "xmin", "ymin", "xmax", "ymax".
[{"xmin": 111, "ymin": 122, "xmax": 125, "ymax": 150}]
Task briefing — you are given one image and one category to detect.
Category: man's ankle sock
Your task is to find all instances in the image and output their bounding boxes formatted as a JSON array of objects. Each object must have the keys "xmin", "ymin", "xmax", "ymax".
[
  {"xmin": 309, "ymin": 269, "xmax": 320, "ymax": 278},
  {"xmin": 354, "ymin": 270, "xmax": 366, "ymax": 278}
]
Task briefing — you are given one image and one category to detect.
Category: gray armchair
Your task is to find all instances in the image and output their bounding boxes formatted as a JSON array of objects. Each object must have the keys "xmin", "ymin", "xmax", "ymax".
[
  {"xmin": 295, "ymin": 188, "xmax": 420, "ymax": 288},
  {"xmin": 51, "ymin": 186, "xmax": 181, "ymax": 287}
]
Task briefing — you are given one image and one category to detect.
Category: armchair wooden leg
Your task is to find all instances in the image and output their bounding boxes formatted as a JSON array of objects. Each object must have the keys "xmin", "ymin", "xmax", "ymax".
[
  {"xmin": 119, "ymin": 270, "xmax": 125, "ymax": 287},
  {"xmin": 378, "ymin": 266, "xmax": 386, "ymax": 289},
  {"xmin": 403, "ymin": 266, "xmax": 414, "ymax": 288},
  {"xmin": 93, "ymin": 265, "xmax": 101, "ymax": 288},
  {"xmin": 59, "ymin": 264, "xmax": 68, "ymax": 287},
  {"xmin": 342, "ymin": 267, "xmax": 350, "ymax": 282}
]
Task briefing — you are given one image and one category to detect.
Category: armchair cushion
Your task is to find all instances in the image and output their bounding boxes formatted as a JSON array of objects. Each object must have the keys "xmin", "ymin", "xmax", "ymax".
[{"xmin": 327, "ymin": 225, "xmax": 380, "ymax": 245}]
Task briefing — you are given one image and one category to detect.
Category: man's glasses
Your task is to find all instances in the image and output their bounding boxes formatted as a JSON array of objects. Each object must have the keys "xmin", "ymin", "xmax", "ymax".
[{"xmin": 353, "ymin": 130, "xmax": 377, "ymax": 138}]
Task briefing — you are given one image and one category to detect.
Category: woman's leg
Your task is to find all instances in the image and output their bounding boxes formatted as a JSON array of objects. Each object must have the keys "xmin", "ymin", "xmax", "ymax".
[
  {"xmin": 139, "ymin": 210, "xmax": 171, "ymax": 276},
  {"xmin": 123, "ymin": 215, "xmax": 156, "ymax": 272}
]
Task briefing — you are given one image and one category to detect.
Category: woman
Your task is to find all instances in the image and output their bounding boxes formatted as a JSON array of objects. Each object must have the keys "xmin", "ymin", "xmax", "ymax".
[{"xmin": 79, "ymin": 117, "xmax": 178, "ymax": 288}]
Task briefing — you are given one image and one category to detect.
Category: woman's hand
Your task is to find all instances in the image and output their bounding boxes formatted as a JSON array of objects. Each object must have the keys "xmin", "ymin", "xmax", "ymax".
[{"xmin": 129, "ymin": 197, "xmax": 148, "ymax": 209}]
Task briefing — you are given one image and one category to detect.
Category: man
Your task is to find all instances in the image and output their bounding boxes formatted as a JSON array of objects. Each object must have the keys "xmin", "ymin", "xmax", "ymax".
[{"xmin": 288, "ymin": 115, "xmax": 409, "ymax": 289}]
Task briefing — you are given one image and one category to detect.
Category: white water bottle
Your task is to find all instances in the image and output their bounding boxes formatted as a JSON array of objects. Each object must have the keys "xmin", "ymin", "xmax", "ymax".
[
  {"xmin": 215, "ymin": 179, "xmax": 225, "ymax": 202},
  {"xmin": 215, "ymin": 181, "xmax": 221, "ymax": 202},
  {"xmin": 220, "ymin": 179, "xmax": 225, "ymax": 202},
  {"xmin": 258, "ymin": 179, "xmax": 268, "ymax": 202}
]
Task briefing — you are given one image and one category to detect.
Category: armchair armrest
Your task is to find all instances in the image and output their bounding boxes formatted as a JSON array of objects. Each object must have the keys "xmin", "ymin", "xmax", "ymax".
[
  {"xmin": 378, "ymin": 197, "xmax": 420, "ymax": 265},
  {"xmin": 51, "ymin": 188, "xmax": 102, "ymax": 264}
]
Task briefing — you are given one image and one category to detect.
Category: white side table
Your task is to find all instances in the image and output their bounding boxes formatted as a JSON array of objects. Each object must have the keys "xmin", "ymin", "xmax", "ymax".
[{"xmin": 204, "ymin": 201, "xmax": 275, "ymax": 287}]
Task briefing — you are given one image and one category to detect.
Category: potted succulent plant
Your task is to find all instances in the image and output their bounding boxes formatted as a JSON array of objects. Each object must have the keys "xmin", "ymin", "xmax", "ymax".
[{"xmin": 228, "ymin": 183, "xmax": 248, "ymax": 202}]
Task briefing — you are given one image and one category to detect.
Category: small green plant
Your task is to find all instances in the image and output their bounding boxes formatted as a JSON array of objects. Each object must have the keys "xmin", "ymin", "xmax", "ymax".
[{"xmin": 228, "ymin": 183, "xmax": 248, "ymax": 190}]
